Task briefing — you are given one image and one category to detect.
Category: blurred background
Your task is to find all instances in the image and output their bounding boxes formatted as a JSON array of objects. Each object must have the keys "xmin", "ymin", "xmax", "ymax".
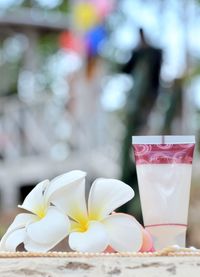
[{"xmin": 0, "ymin": 0, "xmax": 200, "ymax": 249}]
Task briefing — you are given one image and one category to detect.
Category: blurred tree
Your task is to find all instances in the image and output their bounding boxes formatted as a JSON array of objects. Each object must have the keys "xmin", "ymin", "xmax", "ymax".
[
  {"xmin": 119, "ymin": 29, "xmax": 162, "ymax": 221},
  {"xmin": 161, "ymin": 78, "xmax": 183, "ymax": 134}
]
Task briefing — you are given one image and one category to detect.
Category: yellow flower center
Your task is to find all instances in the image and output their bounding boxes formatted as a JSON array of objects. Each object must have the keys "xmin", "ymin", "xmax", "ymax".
[
  {"xmin": 71, "ymin": 218, "xmax": 89, "ymax": 233},
  {"xmin": 69, "ymin": 208, "xmax": 91, "ymax": 232},
  {"xmin": 35, "ymin": 206, "xmax": 47, "ymax": 219},
  {"xmin": 79, "ymin": 221, "xmax": 89, "ymax": 232}
]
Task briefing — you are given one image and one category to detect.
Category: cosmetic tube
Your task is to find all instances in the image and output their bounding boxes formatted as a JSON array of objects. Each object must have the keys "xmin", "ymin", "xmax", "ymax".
[{"xmin": 132, "ymin": 136, "xmax": 195, "ymax": 250}]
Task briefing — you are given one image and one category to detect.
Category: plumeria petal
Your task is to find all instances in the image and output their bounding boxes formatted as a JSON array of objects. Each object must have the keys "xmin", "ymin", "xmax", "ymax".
[
  {"xmin": 26, "ymin": 206, "xmax": 70, "ymax": 246},
  {"xmin": 50, "ymin": 172, "xmax": 88, "ymax": 224},
  {"xmin": 18, "ymin": 180, "xmax": 50, "ymax": 215},
  {"xmin": 24, "ymin": 237, "xmax": 61, "ymax": 252},
  {"xmin": 0, "ymin": 213, "xmax": 37, "ymax": 251},
  {"xmin": 3, "ymin": 229, "xmax": 26, "ymax": 252},
  {"xmin": 140, "ymin": 228, "xmax": 154, "ymax": 252},
  {"xmin": 69, "ymin": 221, "xmax": 109, "ymax": 253},
  {"xmin": 101, "ymin": 213, "xmax": 143, "ymax": 252},
  {"xmin": 88, "ymin": 178, "xmax": 134, "ymax": 220},
  {"xmin": 5, "ymin": 213, "xmax": 37, "ymax": 233},
  {"xmin": 46, "ymin": 170, "xmax": 86, "ymax": 200}
]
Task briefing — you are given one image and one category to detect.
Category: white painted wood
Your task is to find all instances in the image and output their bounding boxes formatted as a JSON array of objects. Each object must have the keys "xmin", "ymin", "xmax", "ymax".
[{"xmin": 0, "ymin": 256, "xmax": 200, "ymax": 276}]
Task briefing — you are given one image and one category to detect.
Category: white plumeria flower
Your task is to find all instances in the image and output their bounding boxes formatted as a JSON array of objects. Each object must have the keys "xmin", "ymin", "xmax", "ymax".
[
  {"xmin": 0, "ymin": 170, "xmax": 86, "ymax": 252},
  {"xmin": 51, "ymin": 176, "xmax": 143, "ymax": 252}
]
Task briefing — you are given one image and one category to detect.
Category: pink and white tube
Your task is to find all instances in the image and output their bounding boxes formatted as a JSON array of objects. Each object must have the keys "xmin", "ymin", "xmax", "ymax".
[{"xmin": 132, "ymin": 136, "xmax": 195, "ymax": 250}]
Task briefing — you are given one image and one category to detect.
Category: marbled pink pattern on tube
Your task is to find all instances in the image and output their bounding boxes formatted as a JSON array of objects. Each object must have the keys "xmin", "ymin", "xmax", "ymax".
[{"xmin": 133, "ymin": 144, "xmax": 194, "ymax": 164}]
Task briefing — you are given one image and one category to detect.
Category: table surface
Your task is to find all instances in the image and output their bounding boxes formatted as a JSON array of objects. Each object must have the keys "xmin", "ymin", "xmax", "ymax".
[{"xmin": 0, "ymin": 254, "xmax": 200, "ymax": 277}]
